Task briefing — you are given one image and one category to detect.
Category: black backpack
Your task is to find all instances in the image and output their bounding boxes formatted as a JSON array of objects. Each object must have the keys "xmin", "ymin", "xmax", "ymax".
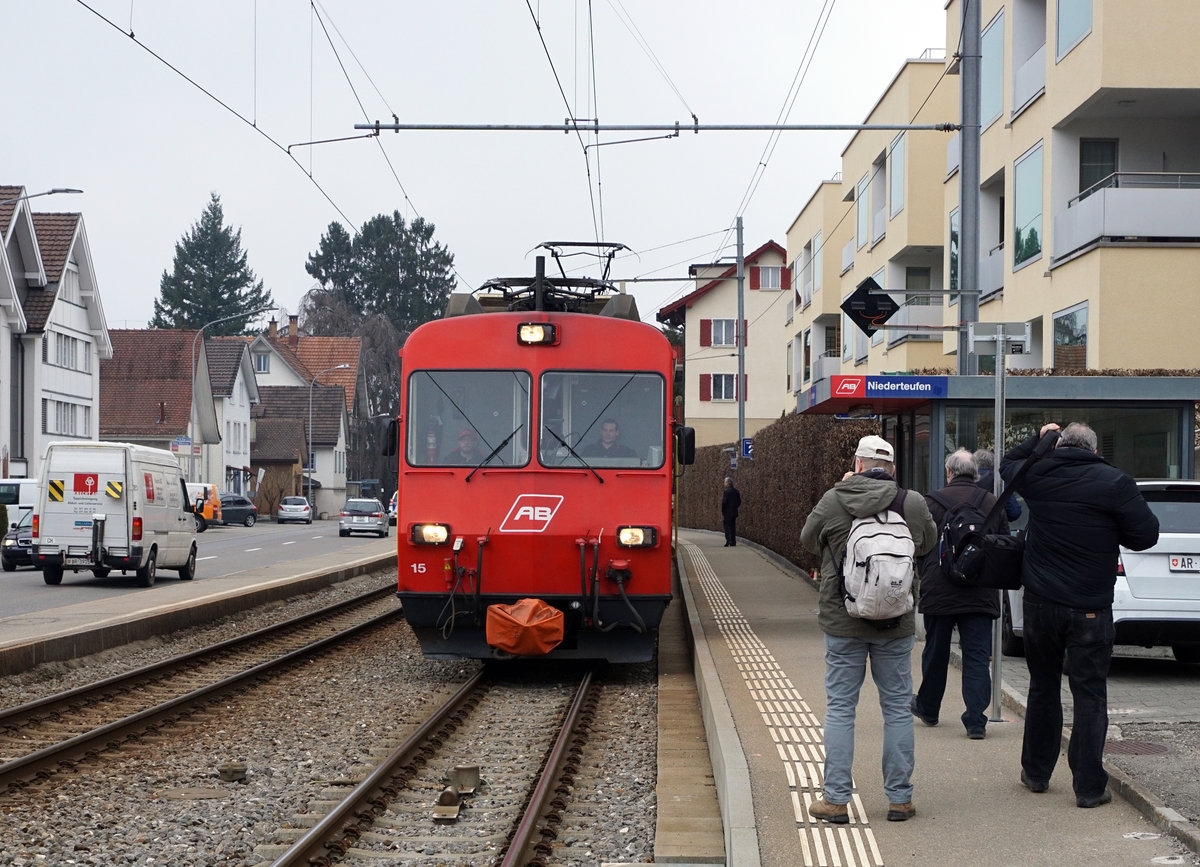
[{"xmin": 927, "ymin": 487, "xmax": 990, "ymax": 587}]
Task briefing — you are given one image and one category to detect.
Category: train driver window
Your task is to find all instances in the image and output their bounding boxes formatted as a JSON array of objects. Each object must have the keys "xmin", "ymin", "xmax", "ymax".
[
  {"xmin": 539, "ymin": 371, "xmax": 666, "ymax": 469},
  {"xmin": 406, "ymin": 370, "xmax": 531, "ymax": 468}
]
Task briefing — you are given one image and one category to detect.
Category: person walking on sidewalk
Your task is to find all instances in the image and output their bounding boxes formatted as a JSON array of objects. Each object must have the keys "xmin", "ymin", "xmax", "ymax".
[
  {"xmin": 721, "ymin": 477, "xmax": 741, "ymax": 547},
  {"xmin": 800, "ymin": 434, "xmax": 936, "ymax": 824},
  {"xmin": 911, "ymin": 448, "xmax": 1007, "ymax": 740},
  {"xmin": 1001, "ymin": 422, "xmax": 1159, "ymax": 808}
]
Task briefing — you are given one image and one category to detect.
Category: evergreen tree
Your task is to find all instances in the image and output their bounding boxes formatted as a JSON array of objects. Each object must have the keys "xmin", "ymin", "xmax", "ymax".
[{"xmin": 151, "ymin": 193, "xmax": 275, "ymax": 334}]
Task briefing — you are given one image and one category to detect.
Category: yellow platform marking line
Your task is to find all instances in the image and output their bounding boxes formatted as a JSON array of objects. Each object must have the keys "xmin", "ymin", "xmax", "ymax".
[{"xmin": 683, "ymin": 540, "xmax": 883, "ymax": 867}]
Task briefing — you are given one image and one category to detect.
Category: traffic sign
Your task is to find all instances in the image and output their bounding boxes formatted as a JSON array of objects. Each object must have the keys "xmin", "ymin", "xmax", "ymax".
[
  {"xmin": 840, "ymin": 277, "xmax": 899, "ymax": 336},
  {"xmin": 740, "ymin": 437, "xmax": 753, "ymax": 459}
]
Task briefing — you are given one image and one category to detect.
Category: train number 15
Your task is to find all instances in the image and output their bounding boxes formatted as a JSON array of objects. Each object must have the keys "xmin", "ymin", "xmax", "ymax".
[{"xmin": 409, "ymin": 563, "xmax": 427, "ymax": 573}]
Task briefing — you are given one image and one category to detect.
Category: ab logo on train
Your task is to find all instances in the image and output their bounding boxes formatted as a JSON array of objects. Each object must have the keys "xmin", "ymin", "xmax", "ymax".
[{"xmin": 500, "ymin": 494, "xmax": 564, "ymax": 532}]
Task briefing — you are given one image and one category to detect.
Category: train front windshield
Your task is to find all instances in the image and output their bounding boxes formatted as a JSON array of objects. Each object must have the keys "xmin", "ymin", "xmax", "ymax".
[
  {"xmin": 405, "ymin": 369, "xmax": 665, "ymax": 470},
  {"xmin": 407, "ymin": 370, "xmax": 532, "ymax": 467},
  {"xmin": 540, "ymin": 371, "xmax": 665, "ymax": 469}
]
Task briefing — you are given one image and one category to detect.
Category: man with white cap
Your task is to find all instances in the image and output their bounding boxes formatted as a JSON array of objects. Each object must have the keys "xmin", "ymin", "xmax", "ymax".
[{"xmin": 801, "ymin": 433, "xmax": 936, "ymax": 825}]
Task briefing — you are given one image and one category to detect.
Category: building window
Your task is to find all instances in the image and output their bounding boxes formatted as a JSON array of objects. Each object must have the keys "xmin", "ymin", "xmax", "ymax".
[
  {"xmin": 254, "ymin": 353, "xmax": 270, "ymax": 373},
  {"xmin": 1014, "ymin": 142, "xmax": 1044, "ymax": 269},
  {"xmin": 785, "ymin": 341, "xmax": 793, "ymax": 393},
  {"xmin": 757, "ymin": 266, "xmax": 781, "ymax": 290},
  {"xmin": 889, "ymin": 133, "xmax": 905, "ymax": 218},
  {"xmin": 1057, "ymin": 0, "xmax": 1091, "ymax": 60},
  {"xmin": 982, "ymin": 10, "xmax": 1005, "ymax": 127},
  {"xmin": 948, "ymin": 208, "xmax": 960, "ymax": 305},
  {"xmin": 61, "ymin": 268, "xmax": 80, "ymax": 304},
  {"xmin": 825, "ymin": 323, "xmax": 840, "ymax": 358},
  {"xmin": 856, "ymin": 174, "xmax": 869, "ymax": 249},
  {"xmin": 842, "ymin": 311, "xmax": 854, "ymax": 362},
  {"xmin": 711, "ymin": 374, "xmax": 737, "ymax": 401},
  {"xmin": 711, "ymin": 319, "xmax": 738, "ymax": 347},
  {"xmin": 1054, "ymin": 302, "xmax": 1088, "ymax": 368},
  {"xmin": 802, "ymin": 329, "xmax": 812, "ymax": 383},
  {"xmin": 55, "ymin": 334, "xmax": 77, "ymax": 369},
  {"xmin": 44, "ymin": 399, "xmax": 83, "ymax": 436},
  {"xmin": 1079, "ymin": 138, "xmax": 1117, "ymax": 199},
  {"xmin": 812, "ymin": 231, "xmax": 823, "ymax": 293},
  {"xmin": 906, "ymin": 267, "xmax": 933, "ymax": 307}
]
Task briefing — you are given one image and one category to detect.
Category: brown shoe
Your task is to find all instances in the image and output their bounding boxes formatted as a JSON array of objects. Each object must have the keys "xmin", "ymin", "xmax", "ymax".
[
  {"xmin": 887, "ymin": 801, "xmax": 916, "ymax": 822},
  {"xmin": 809, "ymin": 797, "xmax": 849, "ymax": 824}
]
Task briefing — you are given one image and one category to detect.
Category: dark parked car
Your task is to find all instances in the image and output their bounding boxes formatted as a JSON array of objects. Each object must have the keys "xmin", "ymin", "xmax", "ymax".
[
  {"xmin": 2, "ymin": 510, "xmax": 34, "ymax": 571},
  {"xmin": 220, "ymin": 494, "xmax": 259, "ymax": 527}
]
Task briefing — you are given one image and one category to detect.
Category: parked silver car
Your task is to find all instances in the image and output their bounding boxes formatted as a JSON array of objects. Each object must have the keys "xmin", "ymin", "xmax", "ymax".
[
  {"xmin": 339, "ymin": 498, "xmax": 389, "ymax": 538},
  {"xmin": 277, "ymin": 496, "xmax": 313, "ymax": 525}
]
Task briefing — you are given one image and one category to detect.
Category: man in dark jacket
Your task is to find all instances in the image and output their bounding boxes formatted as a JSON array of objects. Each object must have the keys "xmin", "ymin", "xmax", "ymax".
[
  {"xmin": 800, "ymin": 435, "xmax": 936, "ymax": 825},
  {"xmin": 1001, "ymin": 422, "xmax": 1159, "ymax": 808},
  {"xmin": 721, "ymin": 477, "xmax": 741, "ymax": 546},
  {"xmin": 912, "ymin": 449, "xmax": 1007, "ymax": 739}
]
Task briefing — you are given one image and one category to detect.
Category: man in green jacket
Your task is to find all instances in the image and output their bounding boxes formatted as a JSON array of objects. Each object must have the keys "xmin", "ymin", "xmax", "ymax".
[{"xmin": 800, "ymin": 434, "xmax": 937, "ymax": 825}]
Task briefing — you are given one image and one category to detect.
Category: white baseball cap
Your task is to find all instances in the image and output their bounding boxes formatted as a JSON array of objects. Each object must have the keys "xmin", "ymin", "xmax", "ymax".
[{"xmin": 855, "ymin": 434, "xmax": 895, "ymax": 462}]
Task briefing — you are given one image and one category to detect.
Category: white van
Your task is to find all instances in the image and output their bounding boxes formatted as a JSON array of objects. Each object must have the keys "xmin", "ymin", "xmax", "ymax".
[
  {"xmin": 0, "ymin": 477, "xmax": 39, "ymax": 526},
  {"xmin": 32, "ymin": 442, "xmax": 198, "ymax": 587}
]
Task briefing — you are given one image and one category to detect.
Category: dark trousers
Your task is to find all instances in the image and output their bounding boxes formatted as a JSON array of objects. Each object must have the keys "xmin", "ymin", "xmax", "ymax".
[
  {"xmin": 917, "ymin": 613, "xmax": 994, "ymax": 732},
  {"xmin": 723, "ymin": 516, "xmax": 737, "ymax": 545},
  {"xmin": 1021, "ymin": 597, "xmax": 1114, "ymax": 797}
]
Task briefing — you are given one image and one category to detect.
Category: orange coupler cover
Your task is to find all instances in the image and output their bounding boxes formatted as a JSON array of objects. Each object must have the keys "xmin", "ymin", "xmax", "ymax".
[{"xmin": 486, "ymin": 598, "xmax": 565, "ymax": 656}]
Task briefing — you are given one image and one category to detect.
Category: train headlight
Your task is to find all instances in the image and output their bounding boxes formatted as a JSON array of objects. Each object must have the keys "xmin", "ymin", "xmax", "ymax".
[
  {"xmin": 517, "ymin": 322, "xmax": 558, "ymax": 346},
  {"xmin": 411, "ymin": 523, "xmax": 451, "ymax": 545},
  {"xmin": 617, "ymin": 526, "xmax": 658, "ymax": 548}
]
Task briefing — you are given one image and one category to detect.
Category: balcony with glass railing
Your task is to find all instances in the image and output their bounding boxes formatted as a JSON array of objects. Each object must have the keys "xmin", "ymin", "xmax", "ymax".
[
  {"xmin": 885, "ymin": 300, "xmax": 944, "ymax": 348},
  {"xmin": 1052, "ymin": 172, "xmax": 1200, "ymax": 262}
]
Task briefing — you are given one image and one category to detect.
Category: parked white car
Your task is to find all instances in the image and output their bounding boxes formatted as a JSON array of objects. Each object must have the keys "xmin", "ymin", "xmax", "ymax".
[{"xmin": 1003, "ymin": 480, "xmax": 1200, "ymax": 663}]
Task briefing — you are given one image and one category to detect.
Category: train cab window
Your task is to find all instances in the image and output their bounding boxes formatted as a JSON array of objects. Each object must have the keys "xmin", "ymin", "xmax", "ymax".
[
  {"xmin": 539, "ymin": 371, "xmax": 666, "ymax": 469},
  {"xmin": 406, "ymin": 369, "xmax": 532, "ymax": 467}
]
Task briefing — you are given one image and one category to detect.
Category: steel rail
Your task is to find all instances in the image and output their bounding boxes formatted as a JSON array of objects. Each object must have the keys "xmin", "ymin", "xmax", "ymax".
[
  {"xmin": 270, "ymin": 669, "xmax": 489, "ymax": 867},
  {"xmin": 499, "ymin": 669, "xmax": 596, "ymax": 866},
  {"xmin": 0, "ymin": 596, "xmax": 401, "ymax": 790}
]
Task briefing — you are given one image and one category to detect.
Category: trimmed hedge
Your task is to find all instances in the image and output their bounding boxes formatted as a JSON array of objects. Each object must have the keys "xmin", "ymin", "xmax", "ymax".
[{"xmin": 676, "ymin": 414, "xmax": 877, "ymax": 573}]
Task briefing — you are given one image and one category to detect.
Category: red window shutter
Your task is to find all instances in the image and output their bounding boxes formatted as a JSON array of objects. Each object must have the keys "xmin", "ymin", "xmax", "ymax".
[
  {"xmin": 699, "ymin": 319, "xmax": 712, "ymax": 347},
  {"xmin": 742, "ymin": 375, "xmax": 748, "ymax": 400},
  {"xmin": 781, "ymin": 266, "xmax": 791, "ymax": 292},
  {"xmin": 749, "ymin": 267, "xmax": 760, "ymax": 290},
  {"xmin": 699, "ymin": 375, "xmax": 711, "ymax": 401},
  {"xmin": 742, "ymin": 320, "xmax": 749, "ymax": 347}
]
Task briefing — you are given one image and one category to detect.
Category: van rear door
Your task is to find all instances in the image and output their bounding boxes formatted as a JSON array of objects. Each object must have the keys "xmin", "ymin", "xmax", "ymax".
[{"xmin": 41, "ymin": 446, "xmax": 131, "ymax": 561}]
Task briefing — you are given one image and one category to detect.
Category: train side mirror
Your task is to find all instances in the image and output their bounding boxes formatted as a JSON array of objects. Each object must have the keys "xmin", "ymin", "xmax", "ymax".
[
  {"xmin": 381, "ymin": 419, "xmax": 399, "ymax": 457},
  {"xmin": 675, "ymin": 426, "xmax": 696, "ymax": 465}
]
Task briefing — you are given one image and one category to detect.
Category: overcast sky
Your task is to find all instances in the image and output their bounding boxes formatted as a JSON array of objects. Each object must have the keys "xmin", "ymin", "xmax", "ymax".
[{"xmin": 5, "ymin": 1, "xmax": 949, "ymax": 330}]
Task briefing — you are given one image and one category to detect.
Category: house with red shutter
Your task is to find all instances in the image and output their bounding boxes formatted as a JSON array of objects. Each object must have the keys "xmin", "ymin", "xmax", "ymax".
[{"xmin": 656, "ymin": 240, "xmax": 790, "ymax": 447}]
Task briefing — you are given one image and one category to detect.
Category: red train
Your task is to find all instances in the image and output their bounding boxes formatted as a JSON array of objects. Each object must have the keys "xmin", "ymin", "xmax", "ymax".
[{"xmin": 386, "ymin": 244, "xmax": 694, "ymax": 662}]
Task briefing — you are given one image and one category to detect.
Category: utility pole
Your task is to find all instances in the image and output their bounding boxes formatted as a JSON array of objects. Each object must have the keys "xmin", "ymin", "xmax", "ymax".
[
  {"xmin": 736, "ymin": 217, "xmax": 746, "ymax": 449},
  {"xmin": 958, "ymin": 0, "xmax": 982, "ymax": 375}
]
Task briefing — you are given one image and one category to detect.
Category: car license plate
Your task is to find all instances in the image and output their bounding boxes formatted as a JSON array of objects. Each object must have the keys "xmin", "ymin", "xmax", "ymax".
[
  {"xmin": 1169, "ymin": 555, "xmax": 1200, "ymax": 572},
  {"xmin": 355, "ymin": 516, "xmax": 366, "ymax": 523}
]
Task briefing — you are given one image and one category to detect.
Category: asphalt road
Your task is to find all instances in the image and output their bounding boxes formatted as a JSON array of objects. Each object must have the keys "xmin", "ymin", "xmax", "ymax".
[{"xmin": 1, "ymin": 518, "xmax": 395, "ymax": 617}]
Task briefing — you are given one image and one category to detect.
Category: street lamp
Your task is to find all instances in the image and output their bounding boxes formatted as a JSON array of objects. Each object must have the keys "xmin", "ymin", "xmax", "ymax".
[
  {"xmin": 190, "ymin": 306, "xmax": 275, "ymax": 481},
  {"xmin": 308, "ymin": 363, "xmax": 350, "ymax": 507},
  {"xmin": 0, "ymin": 188, "xmax": 84, "ymax": 207}
]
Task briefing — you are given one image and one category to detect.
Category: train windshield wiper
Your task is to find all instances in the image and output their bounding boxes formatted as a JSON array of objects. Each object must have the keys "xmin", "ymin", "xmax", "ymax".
[
  {"xmin": 544, "ymin": 426, "xmax": 603, "ymax": 483},
  {"xmin": 466, "ymin": 424, "xmax": 522, "ymax": 482}
]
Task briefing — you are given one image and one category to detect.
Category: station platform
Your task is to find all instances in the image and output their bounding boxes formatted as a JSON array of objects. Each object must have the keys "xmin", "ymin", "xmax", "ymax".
[{"xmin": 675, "ymin": 528, "xmax": 1200, "ymax": 866}]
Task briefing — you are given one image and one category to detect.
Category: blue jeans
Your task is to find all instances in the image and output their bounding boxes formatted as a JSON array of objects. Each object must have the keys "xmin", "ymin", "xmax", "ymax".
[
  {"xmin": 917, "ymin": 613, "xmax": 994, "ymax": 732},
  {"xmin": 823, "ymin": 633, "xmax": 916, "ymax": 805},
  {"xmin": 1021, "ymin": 597, "xmax": 1114, "ymax": 798}
]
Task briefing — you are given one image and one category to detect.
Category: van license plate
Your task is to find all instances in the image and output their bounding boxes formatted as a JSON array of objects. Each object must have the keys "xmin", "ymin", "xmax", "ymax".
[
  {"xmin": 1169, "ymin": 555, "xmax": 1200, "ymax": 572},
  {"xmin": 65, "ymin": 557, "xmax": 92, "ymax": 567}
]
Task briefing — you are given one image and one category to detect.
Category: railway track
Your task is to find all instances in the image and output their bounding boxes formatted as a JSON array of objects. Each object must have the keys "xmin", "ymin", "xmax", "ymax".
[
  {"xmin": 265, "ymin": 665, "xmax": 600, "ymax": 866},
  {"xmin": 0, "ymin": 586, "xmax": 402, "ymax": 791}
]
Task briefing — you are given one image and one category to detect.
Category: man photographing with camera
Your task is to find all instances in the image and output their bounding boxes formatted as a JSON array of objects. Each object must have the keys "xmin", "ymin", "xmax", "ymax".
[{"xmin": 1001, "ymin": 422, "xmax": 1159, "ymax": 808}]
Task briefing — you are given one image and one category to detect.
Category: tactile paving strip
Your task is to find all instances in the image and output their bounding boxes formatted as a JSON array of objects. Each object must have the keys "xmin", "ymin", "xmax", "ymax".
[{"xmin": 683, "ymin": 540, "xmax": 884, "ymax": 867}]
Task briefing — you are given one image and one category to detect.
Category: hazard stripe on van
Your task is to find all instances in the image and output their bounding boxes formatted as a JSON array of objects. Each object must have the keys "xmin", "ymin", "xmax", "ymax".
[
  {"xmin": 105, "ymin": 481, "xmax": 123, "ymax": 499},
  {"xmin": 48, "ymin": 479, "xmax": 64, "ymax": 502}
]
